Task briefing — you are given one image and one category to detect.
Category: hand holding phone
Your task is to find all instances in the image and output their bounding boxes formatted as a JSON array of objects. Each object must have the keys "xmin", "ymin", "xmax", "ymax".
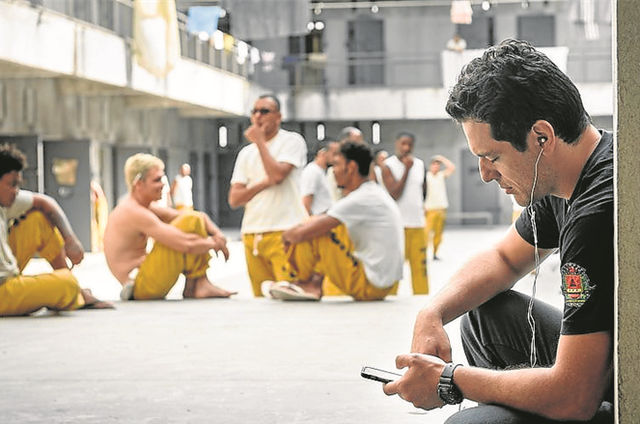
[{"xmin": 361, "ymin": 366, "xmax": 402, "ymax": 384}]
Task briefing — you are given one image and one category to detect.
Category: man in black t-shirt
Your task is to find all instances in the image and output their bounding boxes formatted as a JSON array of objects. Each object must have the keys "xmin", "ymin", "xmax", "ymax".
[{"xmin": 384, "ymin": 39, "xmax": 613, "ymax": 423}]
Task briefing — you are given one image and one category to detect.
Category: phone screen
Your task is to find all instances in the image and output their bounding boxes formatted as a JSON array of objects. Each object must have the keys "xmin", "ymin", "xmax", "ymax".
[{"xmin": 361, "ymin": 366, "xmax": 402, "ymax": 384}]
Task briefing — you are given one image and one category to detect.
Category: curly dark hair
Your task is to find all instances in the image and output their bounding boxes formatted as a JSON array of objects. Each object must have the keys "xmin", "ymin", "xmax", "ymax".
[
  {"xmin": 340, "ymin": 141, "xmax": 373, "ymax": 177},
  {"xmin": 445, "ymin": 39, "xmax": 591, "ymax": 152},
  {"xmin": 0, "ymin": 143, "xmax": 26, "ymax": 179}
]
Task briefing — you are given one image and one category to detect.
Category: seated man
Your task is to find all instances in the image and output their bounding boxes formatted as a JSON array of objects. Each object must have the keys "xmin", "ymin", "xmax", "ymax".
[
  {"xmin": 269, "ymin": 142, "xmax": 404, "ymax": 301},
  {"xmin": 0, "ymin": 143, "xmax": 113, "ymax": 316},
  {"xmin": 104, "ymin": 153, "xmax": 235, "ymax": 300}
]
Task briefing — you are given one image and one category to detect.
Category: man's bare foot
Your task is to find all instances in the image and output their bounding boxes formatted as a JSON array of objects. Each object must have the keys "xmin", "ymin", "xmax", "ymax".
[
  {"xmin": 183, "ymin": 276, "xmax": 237, "ymax": 299},
  {"xmin": 298, "ymin": 272, "xmax": 324, "ymax": 299},
  {"xmin": 291, "ymin": 282, "xmax": 323, "ymax": 299},
  {"xmin": 80, "ymin": 288, "xmax": 116, "ymax": 310}
]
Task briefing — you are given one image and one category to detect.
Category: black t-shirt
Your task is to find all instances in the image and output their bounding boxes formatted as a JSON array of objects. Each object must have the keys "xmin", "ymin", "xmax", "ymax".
[{"xmin": 516, "ymin": 130, "xmax": 614, "ymax": 336}]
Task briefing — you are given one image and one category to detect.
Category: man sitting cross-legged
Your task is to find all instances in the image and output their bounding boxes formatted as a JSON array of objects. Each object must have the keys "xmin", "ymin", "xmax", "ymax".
[
  {"xmin": 0, "ymin": 143, "xmax": 113, "ymax": 316},
  {"xmin": 104, "ymin": 153, "xmax": 235, "ymax": 300},
  {"xmin": 268, "ymin": 142, "xmax": 404, "ymax": 301}
]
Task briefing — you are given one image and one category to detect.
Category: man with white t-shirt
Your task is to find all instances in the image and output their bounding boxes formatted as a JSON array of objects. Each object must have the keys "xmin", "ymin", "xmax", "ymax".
[
  {"xmin": 424, "ymin": 155, "xmax": 456, "ymax": 260},
  {"xmin": 228, "ymin": 94, "xmax": 308, "ymax": 297},
  {"xmin": 170, "ymin": 163, "xmax": 193, "ymax": 210},
  {"xmin": 268, "ymin": 142, "xmax": 404, "ymax": 301},
  {"xmin": 300, "ymin": 140, "xmax": 339, "ymax": 215},
  {"xmin": 382, "ymin": 132, "xmax": 429, "ymax": 294}
]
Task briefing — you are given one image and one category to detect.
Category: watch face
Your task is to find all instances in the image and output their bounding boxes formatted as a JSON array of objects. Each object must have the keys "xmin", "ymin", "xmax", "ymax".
[{"xmin": 437, "ymin": 383, "xmax": 463, "ymax": 405}]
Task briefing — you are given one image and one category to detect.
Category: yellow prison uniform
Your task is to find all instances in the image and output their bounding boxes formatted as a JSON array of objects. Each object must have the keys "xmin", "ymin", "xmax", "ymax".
[
  {"xmin": 392, "ymin": 227, "xmax": 429, "ymax": 295},
  {"xmin": 286, "ymin": 224, "xmax": 398, "ymax": 301},
  {"xmin": 0, "ymin": 211, "xmax": 84, "ymax": 316},
  {"xmin": 242, "ymin": 231, "xmax": 297, "ymax": 297},
  {"xmin": 425, "ymin": 208, "xmax": 447, "ymax": 257},
  {"xmin": 132, "ymin": 212, "xmax": 211, "ymax": 300}
]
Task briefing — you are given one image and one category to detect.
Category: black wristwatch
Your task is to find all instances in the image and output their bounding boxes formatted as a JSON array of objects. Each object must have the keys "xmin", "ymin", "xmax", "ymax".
[{"xmin": 437, "ymin": 363, "xmax": 463, "ymax": 405}]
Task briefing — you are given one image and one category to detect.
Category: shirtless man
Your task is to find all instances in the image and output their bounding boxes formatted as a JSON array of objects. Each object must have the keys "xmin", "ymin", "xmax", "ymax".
[{"xmin": 104, "ymin": 153, "xmax": 235, "ymax": 300}]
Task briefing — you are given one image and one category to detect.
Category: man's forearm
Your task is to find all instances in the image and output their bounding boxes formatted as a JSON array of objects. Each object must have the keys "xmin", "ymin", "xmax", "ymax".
[
  {"xmin": 256, "ymin": 142, "xmax": 289, "ymax": 184},
  {"xmin": 202, "ymin": 212, "xmax": 225, "ymax": 238},
  {"xmin": 455, "ymin": 356, "xmax": 608, "ymax": 421},
  {"xmin": 421, "ymin": 247, "xmax": 519, "ymax": 326},
  {"xmin": 35, "ymin": 195, "xmax": 77, "ymax": 242},
  {"xmin": 283, "ymin": 215, "xmax": 340, "ymax": 246},
  {"xmin": 228, "ymin": 181, "xmax": 270, "ymax": 209}
]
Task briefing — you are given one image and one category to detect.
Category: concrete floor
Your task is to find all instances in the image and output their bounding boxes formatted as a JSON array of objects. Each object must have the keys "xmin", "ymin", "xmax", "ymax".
[{"xmin": 0, "ymin": 226, "xmax": 562, "ymax": 424}]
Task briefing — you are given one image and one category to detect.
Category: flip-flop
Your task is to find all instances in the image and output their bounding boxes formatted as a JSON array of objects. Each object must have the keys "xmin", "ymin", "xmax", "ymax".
[
  {"xmin": 269, "ymin": 281, "xmax": 320, "ymax": 301},
  {"xmin": 261, "ymin": 280, "xmax": 275, "ymax": 298}
]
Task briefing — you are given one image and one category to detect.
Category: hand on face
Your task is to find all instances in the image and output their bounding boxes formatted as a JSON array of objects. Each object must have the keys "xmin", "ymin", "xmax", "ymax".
[
  {"xmin": 244, "ymin": 124, "xmax": 267, "ymax": 145},
  {"xmin": 400, "ymin": 154, "xmax": 414, "ymax": 168}
]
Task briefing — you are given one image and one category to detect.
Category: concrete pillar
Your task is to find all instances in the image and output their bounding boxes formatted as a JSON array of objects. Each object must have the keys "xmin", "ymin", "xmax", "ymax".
[{"xmin": 615, "ymin": 0, "xmax": 640, "ymax": 422}]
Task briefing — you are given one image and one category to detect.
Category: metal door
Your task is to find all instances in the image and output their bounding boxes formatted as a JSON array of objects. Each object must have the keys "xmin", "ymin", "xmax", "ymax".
[
  {"xmin": 217, "ymin": 148, "xmax": 243, "ymax": 228},
  {"xmin": 347, "ymin": 19, "xmax": 384, "ymax": 85},
  {"xmin": 42, "ymin": 139, "xmax": 92, "ymax": 250}
]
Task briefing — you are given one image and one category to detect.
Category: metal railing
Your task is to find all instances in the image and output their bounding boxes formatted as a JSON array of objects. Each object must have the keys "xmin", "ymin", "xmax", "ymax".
[
  {"xmin": 253, "ymin": 46, "xmax": 612, "ymax": 91},
  {"xmin": 7, "ymin": 0, "xmax": 612, "ymax": 90},
  {"xmin": 8, "ymin": 0, "xmax": 252, "ymax": 79}
]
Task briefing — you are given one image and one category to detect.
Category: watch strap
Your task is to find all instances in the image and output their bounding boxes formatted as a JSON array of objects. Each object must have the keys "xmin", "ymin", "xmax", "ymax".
[{"xmin": 437, "ymin": 362, "xmax": 463, "ymax": 405}]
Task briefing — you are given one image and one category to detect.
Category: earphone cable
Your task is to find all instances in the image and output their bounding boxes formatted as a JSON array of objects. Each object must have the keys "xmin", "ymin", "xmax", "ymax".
[{"xmin": 526, "ymin": 147, "xmax": 544, "ymax": 368}]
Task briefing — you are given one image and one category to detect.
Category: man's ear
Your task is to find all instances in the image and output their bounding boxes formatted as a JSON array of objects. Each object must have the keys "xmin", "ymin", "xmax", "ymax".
[{"xmin": 346, "ymin": 159, "xmax": 358, "ymax": 175}]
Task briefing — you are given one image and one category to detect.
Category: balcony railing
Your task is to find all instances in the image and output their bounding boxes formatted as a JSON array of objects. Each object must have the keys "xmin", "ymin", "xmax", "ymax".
[
  {"xmin": 10, "ymin": 0, "xmax": 611, "ymax": 90},
  {"xmin": 255, "ymin": 45, "xmax": 611, "ymax": 91},
  {"xmin": 10, "ymin": 0, "xmax": 253, "ymax": 79}
]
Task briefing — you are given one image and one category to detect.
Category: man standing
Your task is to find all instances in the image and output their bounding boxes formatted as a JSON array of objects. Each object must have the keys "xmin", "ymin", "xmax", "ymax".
[
  {"xmin": 424, "ymin": 154, "xmax": 455, "ymax": 260},
  {"xmin": 384, "ymin": 39, "xmax": 613, "ymax": 423},
  {"xmin": 170, "ymin": 163, "xmax": 193, "ymax": 210},
  {"xmin": 381, "ymin": 132, "xmax": 428, "ymax": 295},
  {"xmin": 104, "ymin": 153, "xmax": 234, "ymax": 300},
  {"xmin": 0, "ymin": 144, "xmax": 113, "ymax": 316},
  {"xmin": 268, "ymin": 142, "xmax": 404, "ymax": 302},
  {"xmin": 228, "ymin": 94, "xmax": 308, "ymax": 297},
  {"xmin": 300, "ymin": 140, "xmax": 339, "ymax": 215}
]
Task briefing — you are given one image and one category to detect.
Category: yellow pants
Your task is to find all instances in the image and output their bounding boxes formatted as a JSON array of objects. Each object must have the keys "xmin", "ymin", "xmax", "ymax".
[
  {"xmin": 133, "ymin": 212, "xmax": 211, "ymax": 300},
  {"xmin": 425, "ymin": 209, "xmax": 447, "ymax": 257},
  {"xmin": 242, "ymin": 231, "xmax": 297, "ymax": 297},
  {"xmin": 0, "ymin": 211, "xmax": 84, "ymax": 316},
  {"xmin": 287, "ymin": 224, "xmax": 397, "ymax": 301},
  {"xmin": 389, "ymin": 227, "xmax": 428, "ymax": 295}
]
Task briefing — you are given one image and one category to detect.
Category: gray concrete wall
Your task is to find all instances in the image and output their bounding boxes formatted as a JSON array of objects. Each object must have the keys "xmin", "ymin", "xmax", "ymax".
[{"xmin": 615, "ymin": 1, "xmax": 640, "ymax": 421}]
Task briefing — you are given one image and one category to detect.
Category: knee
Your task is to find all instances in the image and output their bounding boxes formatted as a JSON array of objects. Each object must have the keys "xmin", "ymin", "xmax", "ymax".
[
  {"xmin": 171, "ymin": 211, "xmax": 205, "ymax": 234},
  {"xmin": 445, "ymin": 404, "xmax": 526, "ymax": 424},
  {"xmin": 467, "ymin": 290, "xmax": 527, "ymax": 326}
]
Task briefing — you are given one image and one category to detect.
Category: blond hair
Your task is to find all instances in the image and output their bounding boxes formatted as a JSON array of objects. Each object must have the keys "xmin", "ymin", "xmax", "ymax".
[{"xmin": 124, "ymin": 153, "xmax": 164, "ymax": 192}]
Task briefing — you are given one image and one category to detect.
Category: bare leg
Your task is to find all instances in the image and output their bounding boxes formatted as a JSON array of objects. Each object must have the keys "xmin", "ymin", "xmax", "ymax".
[
  {"xmin": 183, "ymin": 276, "xmax": 237, "ymax": 299},
  {"xmin": 80, "ymin": 289, "xmax": 115, "ymax": 309}
]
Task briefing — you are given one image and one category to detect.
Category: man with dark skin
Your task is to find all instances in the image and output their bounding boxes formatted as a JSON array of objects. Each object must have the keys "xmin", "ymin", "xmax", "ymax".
[
  {"xmin": 0, "ymin": 144, "xmax": 113, "ymax": 315},
  {"xmin": 381, "ymin": 132, "xmax": 429, "ymax": 295}
]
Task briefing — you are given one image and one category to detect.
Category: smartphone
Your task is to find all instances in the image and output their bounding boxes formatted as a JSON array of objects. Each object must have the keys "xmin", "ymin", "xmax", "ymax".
[{"xmin": 361, "ymin": 366, "xmax": 402, "ymax": 384}]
